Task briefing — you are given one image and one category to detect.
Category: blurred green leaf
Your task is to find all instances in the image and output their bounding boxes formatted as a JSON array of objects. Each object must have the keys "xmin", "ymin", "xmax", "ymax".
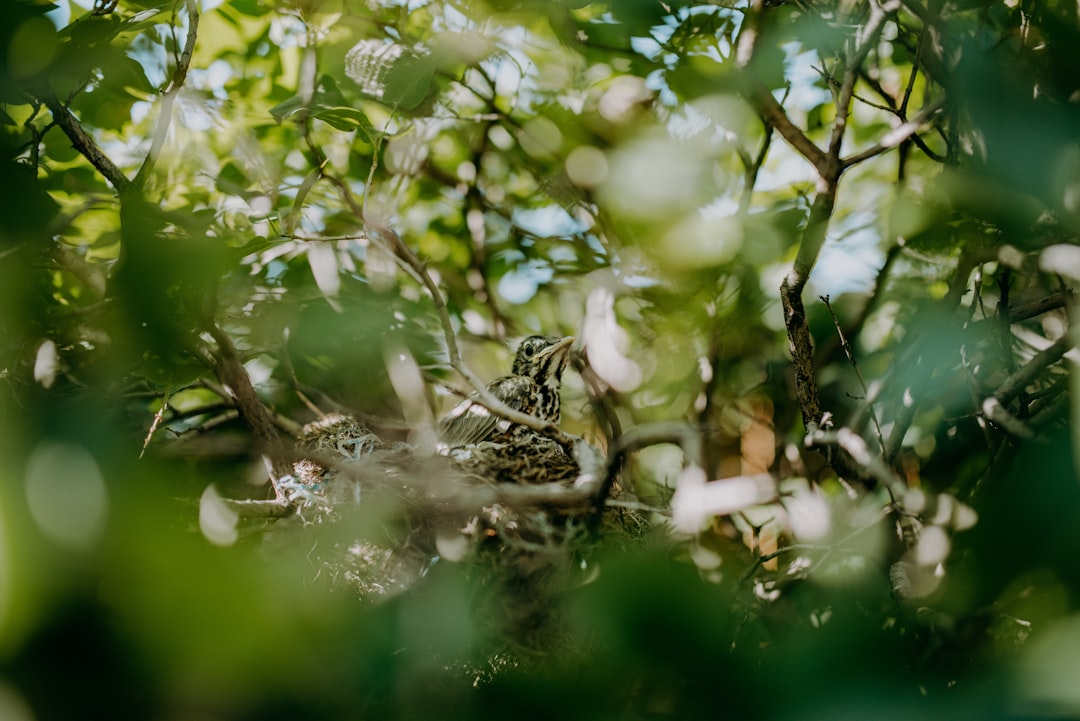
[
  {"xmin": 313, "ymin": 105, "xmax": 374, "ymax": 133},
  {"xmin": 382, "ymin": 52, "xmax": 438, "ymax": 111}
]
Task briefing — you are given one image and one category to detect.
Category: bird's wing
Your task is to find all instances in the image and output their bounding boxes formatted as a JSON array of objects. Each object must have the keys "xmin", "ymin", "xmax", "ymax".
[{"xmin": 438, "ymin": 376, "xmax": 533, "ymax": 447}]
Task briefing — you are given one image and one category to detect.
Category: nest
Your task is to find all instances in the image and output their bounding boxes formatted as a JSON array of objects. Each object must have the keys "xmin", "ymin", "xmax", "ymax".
[{"xmin": 262, "ymin": 413, "xmax": 649, "ymax": 658}]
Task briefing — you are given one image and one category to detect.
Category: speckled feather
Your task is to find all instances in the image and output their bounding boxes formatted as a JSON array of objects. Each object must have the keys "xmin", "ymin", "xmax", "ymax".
[{"xmin": 438, "ymin": 335, "xmax": 573, "ymax": 449}]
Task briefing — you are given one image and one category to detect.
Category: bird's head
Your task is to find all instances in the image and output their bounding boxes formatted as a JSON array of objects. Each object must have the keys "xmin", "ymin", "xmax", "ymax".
[{"xmin": 511, "ymin": 335, "xmax": 575, "ymax": 383}]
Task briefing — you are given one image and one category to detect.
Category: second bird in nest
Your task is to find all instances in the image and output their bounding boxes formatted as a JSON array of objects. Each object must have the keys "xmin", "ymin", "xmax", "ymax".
[{"xmin": 438, "ymin": 335, "xmax": 574, "ymax": 449}]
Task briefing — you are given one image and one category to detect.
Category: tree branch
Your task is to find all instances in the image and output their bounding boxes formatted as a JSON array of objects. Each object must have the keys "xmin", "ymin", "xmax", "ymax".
[
  {"xmin": 841, "ymin": 96, "xmax": 945, "ymax": 167},
  {"xmin": 808, "ymin": 427, "xmax": 907, "ymax": 501},
  {"xmin": 34, "ymin": 87, "xmax": 131, "ymax": 192},
  {"xmin": 203, "ymin": 323, "xmax": 292, "ymax": 498},
  {"xmin": 735, "ymin": 0, "xmax": 830, "ymax": 175},
  {"xmin": 1009, "ymin": 290, "xmax": 1074, "ymax": 322},
  {"xmin": 780, "ymin": 183, "xmax": 838, "ymax": 430},
  {"xmin": 829, "ymin": 0, "xmax": 899, "ymax": 156},
  {"xmin": 995, "ymin": 335, "xmax": 1071, "ymax": 405},
  {"xmin": 133, "ymin": 0, "xmax": 199, "ymax": 188},
  {"xmin": 597, "ymin": 421, "xmax": 703, "ymax": 510},
  {"xmin": 821, "ymin": 294, "xmax": 887, "ymax": 454}
]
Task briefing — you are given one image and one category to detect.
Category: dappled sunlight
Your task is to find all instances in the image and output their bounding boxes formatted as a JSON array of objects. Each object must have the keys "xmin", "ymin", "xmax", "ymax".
[{"xmin": 3, "ymin": 0, "xmax": 1079, "ymax": 716}]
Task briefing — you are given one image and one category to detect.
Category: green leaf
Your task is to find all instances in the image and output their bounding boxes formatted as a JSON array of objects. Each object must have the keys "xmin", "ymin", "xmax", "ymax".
[
  {"xmin": 215, "ymin": 161, "xmax": 249, "ymax": 194},
  {"xmin": 229, "ymin": 0, "xmax": 267, "ymax": 16},
  {"xmin": 313, "ymin": 106, "xmax": 374, "ymax": 134},
  {"xmin": 109, "ymin": 54, "xmax": 155, "ymax": 96},
  {"xmin": 314, "ymin": 74, "xmax": 348, "ymax": 106},
  {"xmin": 58, "ymin": 14, "xmax": 123, "ymax": 47},
  {"xmin": 43, "ymin": 123, "xmax": 79, "ymax": 162},
  {"xmin": 269, "ymin": 95, "xmax": 306, "ymax": 123},
  {"xmin": 382, "ymin": 52, "xmax": 437, "ymax": 111},
  {"xmin": 607, "ymin": 0, "xmax": 674, "ymax": 37}
]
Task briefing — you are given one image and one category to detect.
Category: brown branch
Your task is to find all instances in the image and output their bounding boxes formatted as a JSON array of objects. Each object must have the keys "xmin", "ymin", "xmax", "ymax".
[
  {"xmin": 995, "ymin": 336, "xmax": 1071, "ymax": 405},
  {"xmin": 829, "ymin": 0, "xmax": 899, "ymax": 156},
  {"xmin": 737, "ymin": 118, "xmax": 774, "ymax": 214},
  {"xmin": 463, "ymin": 119, "xmax": 511, "ymax": 338},
  {"xmin": 34, "ymin": 87, "xmax": 130, "ymax": 192},
  {"xmin": 735, "ymin": 0, "xmax": 830, "ymax": 175},
  {"xmin": 809, "ymin": 428, "xmax": 907, "ymax": 501},
  {"xmin": 980, "ymin": 398, "xmax": 1034, "ymax": 440},
  {"xmin": 752, "ymin": 88, "xmax": 829, "ymax": 174},
  {"xmin": 597, "ymin": 421, "xmax": 703, "ymax": 512},
  {"xmin": 221, "ymin": 498, "xmax": 294, "ymax": 519},
  {"xmin": 780, "ymin": 283, "xmax": 822, "ymax": 430},
  {"xmin": 841, "ymin": 96, "xmax": 945, "ymax": 167},
  {"xmin": 203, "ymin": 323, "xmax": 292, "ymax": 497},
  {"xmin": 1010, "ymin": 290, "xmax": 1074, "ymax": 322},
  {"xmin": 780, "ymin": 182, "xmax": 838, "ymax": 430}
]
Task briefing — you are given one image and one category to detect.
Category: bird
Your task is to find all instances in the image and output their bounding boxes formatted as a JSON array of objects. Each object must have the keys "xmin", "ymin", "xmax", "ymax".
[{"xmin": 438, "ymin": 335, "xmax": 575, "ymax": 450}]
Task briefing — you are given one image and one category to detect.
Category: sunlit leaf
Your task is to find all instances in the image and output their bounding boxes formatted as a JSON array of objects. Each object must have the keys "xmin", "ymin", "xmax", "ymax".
[{"xmin": 313, "ymin": 105, "xmax": 374, "ymax": 133}]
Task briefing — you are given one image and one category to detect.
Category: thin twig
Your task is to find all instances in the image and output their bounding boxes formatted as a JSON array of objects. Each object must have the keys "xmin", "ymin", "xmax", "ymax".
[
  {"xmin": 820, "ymin": 295, "xmax": 887, "ymax": 454},
  {"xmin": 959, "ymin": 344, "xmax": 996, "ymax": 450},
  {"xmin": 841, "ymin": 96, "xmax": 945, "ymax": 167},
  {"xmin": 981, "ymin": 398, "xmax": 1033, "ymax": 439},
  {"xmin": 605, "ymin": 498, "xmax": 670, "ymax": 515},
  {"xmin": 899, "ymin": 21, "xmax": 925, "ymax": 116},
  {"xmin": 140, "ymin": 383, "xmax": 173, "ymax": 458},
  {"xmin": 280, "ymin": 329, "xmax": 326, "ymax": 418},
  {"xmin": 738, "ymin": 117, "xmax": 774, "ymax": 214},
  {"xmin": 829, "ymin": 0, "xmax": 898, "ymax": 157}
]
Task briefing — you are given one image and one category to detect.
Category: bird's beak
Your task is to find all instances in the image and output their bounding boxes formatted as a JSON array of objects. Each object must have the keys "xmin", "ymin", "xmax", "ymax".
[{"xmin": 538, "ymin": 335, "xmax": 575, "ymax": 359}]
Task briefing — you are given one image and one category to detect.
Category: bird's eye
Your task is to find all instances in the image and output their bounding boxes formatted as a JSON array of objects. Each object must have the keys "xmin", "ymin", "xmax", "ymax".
[{"xmin": 524, "ymin": 344, "xmax": 535, "ymax": 357}]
